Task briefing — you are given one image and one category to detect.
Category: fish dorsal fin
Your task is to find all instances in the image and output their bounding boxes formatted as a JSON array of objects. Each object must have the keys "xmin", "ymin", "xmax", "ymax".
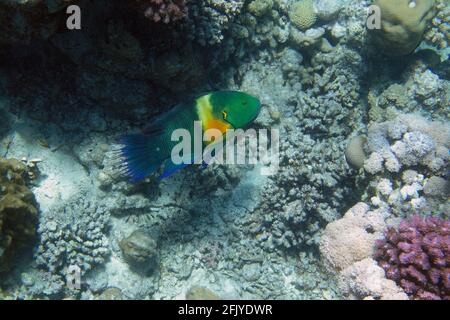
[{"xmin": 141, "ymin": 103, "xmax": 186, "ymax": 135}]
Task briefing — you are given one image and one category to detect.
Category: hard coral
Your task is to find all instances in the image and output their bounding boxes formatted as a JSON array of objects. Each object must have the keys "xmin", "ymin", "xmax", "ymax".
[
  {"xmin": 371, "ymin": 0, "xmax": 436, "ymax": 56},
  {"xmin": 374, "ymin": 215, "xmax": 450, "ymax": 300},
  {"xmin": 0, "ymin": 158, "xmax": 39, "ymax": 272},
  {"xmin": 289, "ymin": 0, "xmax": 317, "ymax": 30},
  {"xmin": 136, "ymin": 0, "xmax": 187, "ymax": 23}
]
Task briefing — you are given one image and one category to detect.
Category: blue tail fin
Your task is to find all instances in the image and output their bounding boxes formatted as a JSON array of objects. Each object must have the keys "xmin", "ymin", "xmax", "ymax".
[{"xmin": 115, "ymin": 133, "xmax": 165, "ymax": 183}]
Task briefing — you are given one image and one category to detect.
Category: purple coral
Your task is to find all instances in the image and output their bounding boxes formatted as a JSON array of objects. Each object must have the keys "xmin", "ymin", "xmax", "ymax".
[
  {"xmin": 374, "ymin": 215, "xmax": 450, "ymax": 300},
  {"xmin": 136, "ymin": 0, "xmax": 188, "ymax": 23}
]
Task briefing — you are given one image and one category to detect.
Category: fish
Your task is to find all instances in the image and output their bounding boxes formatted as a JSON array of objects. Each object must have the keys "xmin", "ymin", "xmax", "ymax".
[{"xmin": 115, "ymin": 91, "xmax": 261, "ymax": 182}]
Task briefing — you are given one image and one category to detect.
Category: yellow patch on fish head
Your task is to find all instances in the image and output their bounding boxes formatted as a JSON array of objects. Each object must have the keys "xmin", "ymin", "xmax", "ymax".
[
  {"xmin": 196, "ymin": 94, "xmax": 231, "ymax": 135},
  {"xmin": 205, "ymin": 118, "xmax": 231, "ymax": 135}
]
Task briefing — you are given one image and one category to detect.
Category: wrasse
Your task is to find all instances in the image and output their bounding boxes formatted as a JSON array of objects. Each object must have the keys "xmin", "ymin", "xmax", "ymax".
[{"xmin": 115, "ymin": 91, "xmax": 261, "ymax": 182}]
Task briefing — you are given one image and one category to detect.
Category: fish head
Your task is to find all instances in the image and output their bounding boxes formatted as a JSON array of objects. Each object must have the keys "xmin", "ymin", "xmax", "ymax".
[{"xmin": 211, "ymin": 91, "xmax": 261, "ymax": 129}]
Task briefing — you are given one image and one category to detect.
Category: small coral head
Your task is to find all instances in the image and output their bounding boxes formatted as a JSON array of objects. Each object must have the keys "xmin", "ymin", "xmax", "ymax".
[{"xmin": 374, "ymin": 214, "xmax": 450, "ymax": 300}]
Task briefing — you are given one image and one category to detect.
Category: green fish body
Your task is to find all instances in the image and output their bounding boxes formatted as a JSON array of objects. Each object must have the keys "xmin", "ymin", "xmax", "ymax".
[{"xmin": 117, "ymin": 91, "xmax": 261, "ymax": 181}]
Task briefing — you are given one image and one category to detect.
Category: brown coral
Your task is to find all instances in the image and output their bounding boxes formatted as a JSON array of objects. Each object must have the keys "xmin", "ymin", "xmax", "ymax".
[
  {"xmin": 0, "ymin": 158, "xmax": 39, "ymax": 272},
  {"xmin": 371, "ymin": 0, "xmax": 436, "ymax": 56}
]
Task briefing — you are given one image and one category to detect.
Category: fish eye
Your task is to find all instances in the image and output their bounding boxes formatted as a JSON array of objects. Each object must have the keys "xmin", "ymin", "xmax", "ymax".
[{"xmin": 222, "ymin": 111, "xmax": 227, "ymax": 119}]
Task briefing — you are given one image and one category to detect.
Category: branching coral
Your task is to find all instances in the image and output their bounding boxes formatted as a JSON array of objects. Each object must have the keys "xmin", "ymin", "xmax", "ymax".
[
  {"xmin": 35, "ymin": 194, "xmax": 110, "ymax": 276},
  {"xmin": 424, "ymin": 0, "xmax": 450, "ymax": 49},
  {"xmin": 374, "ymin": 215, "xmax": 450, "ymax": 300},
  {"xmin": 359, "ymin": 114, "xmax": 449, "ymax": 216}
]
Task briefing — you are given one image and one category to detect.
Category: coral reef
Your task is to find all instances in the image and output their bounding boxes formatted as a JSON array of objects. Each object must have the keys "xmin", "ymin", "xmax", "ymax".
[
  {"xmin": 0, "ymin": 157, "xmax": 39, "ymax": 272},
  {"xmin": 0, "ymin": 0, "xmax": 448, "ymax": 302},
  {"xmin": 368, "ymin": 66, "xmax": 449, "ymax": 122},
  {"xmin": 359, "ymin": 114, "xmax": 449, "ymax": 216},
  {"xmin": 374, "ymin": 215, "xmax": 450, "ymax": 300},
  {"xmin": 370, "ymin": 0, "xmax": 436, "ymax": 56},
  {"xmin": 246, "ymin": 45, "xmax": 365, "ymax": 251},
  {"xmin": 182, "ymin": 0, "xmax": 245, "ymax": 46}
]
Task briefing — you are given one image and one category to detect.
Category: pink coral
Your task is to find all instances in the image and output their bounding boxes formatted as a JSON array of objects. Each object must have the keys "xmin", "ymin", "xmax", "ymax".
[
  {"xmin": 136, "ymin": 0, "xmax": 187, "ymax": 23},
  {"xmin": 374, "ymin": 215, "xmax": 450, "ymax": 300}
]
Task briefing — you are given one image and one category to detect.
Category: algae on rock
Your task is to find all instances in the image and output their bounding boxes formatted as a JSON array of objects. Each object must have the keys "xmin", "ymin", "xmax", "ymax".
[{"xmin": 0, "ymin": 158, "xmax": 39, "ymax": 272}]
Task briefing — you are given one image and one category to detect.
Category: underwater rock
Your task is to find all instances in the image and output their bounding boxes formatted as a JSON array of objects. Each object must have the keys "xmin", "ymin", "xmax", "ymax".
[
  {"xmin": 97, "ymin": 287, "xmax": 124, "ymax": 300},
  {"xmin": 370, "ymin": 0, "xmax": 436, "ymax": 56},
  {"xmin": 314, "ymin": 0, "xmax": 344, "ymax": 21},
  {"xmin": 0, "ymin": 0, "xmax": 74, "ymax": 44},
  {"xmin": 185, "ymin": 286, "xmax": 222, "ymax": 300},
  {"xmin": 345, "ymin": 136, "xmax": 367, "ymax": 169},
  {"xmin": 431, "ymin": 57, "xmax": 450, "ymax": 81},
  {"xmin": 0, "ymin": 157, "xmax": 39, "ymax": 272},
  {"xmin": 339, "ymin": 258, "xmax": 408, "ymax": 300},
  {"xmin": 423, "ymin": 176, "xmax": 449, "ymax": 198},
  {"xmin": 119, "ymin": 230, "xmax": 158, "ymax": 271}
]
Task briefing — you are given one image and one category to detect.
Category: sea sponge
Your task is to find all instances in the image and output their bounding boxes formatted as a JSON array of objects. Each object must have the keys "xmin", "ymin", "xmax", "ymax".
[
  {"xmin": 371, "ymin": 0, "xmax": 436, "ymax": 56},
  {"xmin": 289, "ymin": 0, "xmax": 317, "ymax": 30},
  {"xmin": 0, "ymin": 158, "xmax": 39, "ymax": 272}
]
